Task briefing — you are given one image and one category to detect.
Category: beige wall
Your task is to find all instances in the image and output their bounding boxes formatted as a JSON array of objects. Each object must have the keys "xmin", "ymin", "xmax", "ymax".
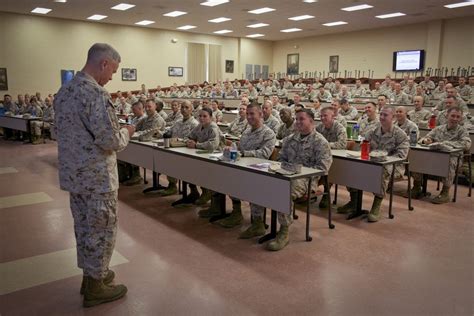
[
  {"xmin": 272, "ymin": 16, "xmax": 473, "ymax": 79},
  {"xmin": 238, "ymin": 38, "xmax": 274, "ymax": 80},
  {"xmin": 0, "ymin": 12, "xmax": 272, "ymax": 97}
]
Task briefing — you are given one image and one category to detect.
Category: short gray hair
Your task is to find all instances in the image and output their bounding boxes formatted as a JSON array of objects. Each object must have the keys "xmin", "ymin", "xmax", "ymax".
[{"xmin": 87, "ymin": 43, "xmax": 121, "ymax": 64}]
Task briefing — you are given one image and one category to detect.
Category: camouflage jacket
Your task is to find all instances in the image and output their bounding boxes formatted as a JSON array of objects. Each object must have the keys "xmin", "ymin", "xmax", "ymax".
[
  {"xmin": 54, "ymin": 71, "xmax": 130, "ymax": 194},
  {"xmin": 276, "ymin": 120, "xmax": 295, "ymax": 140},
  {"xmin": 421, "ymin": 124, "xmax": 471, "ymax": 151},
  {"xmin": 316, "ymin": 121, "xmax": 347, "ymax": 149},
  {"xmin": 363, "ymin": 123, "xmax": 409, "ymax": 159},
  {"xmin": 279, "ymin": 129, "xmax": 332, "ymax": 173},
  {"xmin": 189, "ymin": 122, "xmax": 221, "ymax": 151},
  {"xmin": 135, "ymin": 111, "xmax": 166, "ymax": 140},
  {"xmin": 228, "ymin": 117, "xmax": 248, "ymax": 137},
  {"xmin": 171, "ymin": 116, "xmax": 199, "ymax": 139},
  {"xmin": 239, "ymin": 125, "xmax": 275, "ymax": 159}
]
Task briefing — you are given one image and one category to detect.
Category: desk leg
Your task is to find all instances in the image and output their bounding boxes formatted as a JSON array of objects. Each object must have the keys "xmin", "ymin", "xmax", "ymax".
[
  {"xmin": 453, "ymin": 155, "xmax": 461, "ymax": 202},
  {"xmin": 388, "ymin": 165, "xmax": 395, "ymax": 219},
  {"xmin": 143, "ymin": 172, "xmax": 166, "ymax": 193},
  {"xmin": 258, "ymin": 210, "xmax": 277, "ymax": 244},
  {"xmin": 325, "ymin": 177, "xmax": 335, "ymax": 230},
  {"xmin": 172, "ymin": 182, "xmax": 197, "ymax": 206},
  {"xmin": 305, "ymin": 178, "xmax": 313, "ymax": 242},
  {"xmin": 333, "ymin": 184, "xmax": 338, "ymax": 205},
  {"xmin": 347, "ymin": 190, "xmax": 366, "ymax": 220},
  {"xmin": 407, "ymin": 163, "xmax": 414, "ymax": 211},
  {"xmin": 422, "ymin": 176, "xmax": 428, "ymax": 196},
  {"xmin": 209, "ymin": 194, "xmax": 229, "ymax": 222}
]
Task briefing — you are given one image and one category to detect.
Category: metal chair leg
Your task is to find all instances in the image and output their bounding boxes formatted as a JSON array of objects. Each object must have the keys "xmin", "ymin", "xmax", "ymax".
[
  {"xmin": 406, "ymin": 162, "xmax": 413, "ymax": 211},
  {"xmin": 333, "ymin": 184, "xmax": 338, "ymax": 205}
]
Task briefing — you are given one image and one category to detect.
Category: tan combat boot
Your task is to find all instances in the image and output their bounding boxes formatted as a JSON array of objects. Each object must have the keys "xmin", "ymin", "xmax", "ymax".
[
  {"xmin": 239, "ymin": 218, "xmax": 266, "ymax": 239},
  {"xmin": 195, "ymin": 188, "xmax": 212, "ymax": 206},
  {"xmin": 337, "ymin": 191, "xmax": 358, "ymax": 214},
  {"xmin": 80, "ymin": 270, "xmax": 115, "ymax": 295},
  {"xmin": 83, "ymin": 276, "xmax": 127, "ymax": 308},
  {"xmin": 367, "ymin": 196, "xmax": 383, "ymax": 222},
  {"xmin": 431, "ymin": 186, "xmax": 450, "ymax": 204},
  {"xmin": 217, "ymin": 201, "xmax": 243, "ymax": 228},
  {"xmin": 266, "ymin": 225, "xmax": 290, "ymax": 251},
  {"xmin": 198, "ymin": 194, "xmax": 221, "ymax": 218}
]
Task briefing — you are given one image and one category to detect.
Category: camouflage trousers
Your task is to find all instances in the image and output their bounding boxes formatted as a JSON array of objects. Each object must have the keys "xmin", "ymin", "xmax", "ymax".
[
  {"xmin": 69, "ymin": 191, "xmax": 118, "ymax": 280},
  {"xmin": 348, "ymin": 164, "xmax": 404, "ymax": 198},
  {"xmin": 30, "ymin": 121, "xmax": 50, "ymax": 136},
  {"xmin": 412, "ymin": 156, "xmax": 459, "ymax": 189}
]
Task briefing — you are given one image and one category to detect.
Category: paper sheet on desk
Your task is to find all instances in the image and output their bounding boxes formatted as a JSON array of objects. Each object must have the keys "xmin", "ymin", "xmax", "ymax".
[
  {"xmin": 247, "ymin": 162, "xmax": 273, "ymax": 172},
  {"xmin": 345, "ymin": 150, "xmax": 360, "ymax": 158}
]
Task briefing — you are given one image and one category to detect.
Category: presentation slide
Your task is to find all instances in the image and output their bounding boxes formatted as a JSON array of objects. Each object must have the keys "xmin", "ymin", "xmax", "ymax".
[{"xmin": 395, "ymin": 51, "xmax": 421, "ymax": 71}]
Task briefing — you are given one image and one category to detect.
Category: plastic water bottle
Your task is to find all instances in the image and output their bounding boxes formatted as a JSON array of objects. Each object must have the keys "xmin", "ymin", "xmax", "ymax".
[
  {"xmin": 230, "ymin": 142, "xmax": 238, "ymax": 162},
  {"xmin": 352, "ymin": 124, "xmax": 359, "ymax": 140},
  {"xmin": 127, "ymin": 116, "xmax": 132, "ymax": 125},
  {"xmin": 409, "ymin": 130, "xmax": 417, "ymax": 146},
  {"xmin": 361, "ymin": 140, "xmax": 370, "ymax": 160},
  {"xmin": 32, "ymin": 108, "xmax": 36, "ymax": 117}
]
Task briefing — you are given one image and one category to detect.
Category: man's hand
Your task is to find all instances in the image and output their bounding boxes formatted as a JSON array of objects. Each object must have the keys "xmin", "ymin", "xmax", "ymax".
[
  {"xmin": 122, "ymin": 125, "xmax": 135, "ymax": 138},
  {"xmin": 186, "ymin": 140, "xmax": 196, "ymax": 148},
  {"xmin": 423, "ymin": 137, "xmax": 433, "ymax": 145}
]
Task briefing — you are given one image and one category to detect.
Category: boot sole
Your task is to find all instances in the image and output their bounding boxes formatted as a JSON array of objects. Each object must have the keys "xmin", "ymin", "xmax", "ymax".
[
  {"xmin": 217, "ymin": 218, "xmax": 243, "ymax": 228},
  {"xmin": 267, "ymin": 240, "xmax": 289, "ymax": 251},
  {"xmin": 83, "ymin": 288, "xmax": 127, "ymax": 308}
]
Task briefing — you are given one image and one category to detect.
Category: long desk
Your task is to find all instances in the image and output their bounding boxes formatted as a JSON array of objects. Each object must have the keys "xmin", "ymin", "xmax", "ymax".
[
  {"xmin": 117, "ymin": 141, "xmax": 329, "ymax": 241},
  {"xmin": 329, "ymin": 150, "xmax": 408, "ymax": 219},
  {"xmin": 408, "ymin": 145, "xmax": 464, "ymax": 201},
  {"xmin": 0, "ymin": 115, "xmax": 39, "ymax": 141}
]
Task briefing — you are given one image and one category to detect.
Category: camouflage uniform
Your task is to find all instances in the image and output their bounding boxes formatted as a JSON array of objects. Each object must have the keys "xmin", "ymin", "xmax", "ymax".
[
  {"xmin": 315, "ymin": 90, "xmax": 332, "ymax": 102},
  {"xmin": 263, "ymin": 114, "xmax": 281, "ymax": 134},
  {"xmin": 192, "ymin": 105, "xmax": 202, "ymax": 119},
  {"xmin": 135, "ymin": 112, "xmax": 166, "ymax": 141},
  {"xmin": 55, "ymin": 71, "xmax": 130, "ymax": 279},
  {"xmin": 167, "ymin": 116, "xmax": 199, "ymax": 186},
  {"xmin": 130, "ymin": 114, "xmax": 146, "ymax": 126},
  {"xmin": 431, "ymin": 87, "xmax": 446, "ymax": 100},
  {"xmin": 3, "ymin": 101, "xmax": 19, "ymax": 114},
  {"xmin": 117, "ymin": 102, "xmax": 131, "ymax": 114},
  {"xmin": 357, "ymin": 115, "xmax": 379, "ymax": 135},
  {"xmin": 27, "ymin": 103, "xmax": 44, "ymax": 117},
  {"xmin": 232, "ymin": 125, "xmax": 276, "ymax": 222},
  {"xmin": 157, "ymin": 109, "xmax": 168, "ymax": 121},
  {"xmin": 31, "ymin": 105, "xmax": 54, "ymax": 136},
  {"xmin": 316, "ymin": 121, "xmax": 347, "ymax": 149},
  {"xmin": 228, "ymin": 117, "xmax": 248, "ymax": 137},
  {"xmin": 165, "ymin": 111, "xmax": 183, "ymax": 127},
  {"xmin": 352, "ymin": 86, "xmax": 366, "ymax": 97},
  {"xmin": 324, "ymin": 82, "xmax": 335, "ymax": 91},
  {"xmin": 396, "ymin": 119, "xmax": 419, "ymax": 139},
  {"xmin": 340, "ymin": 106, "xmax": 359, "ymax": 120},
  {"xmin": 436, "ymin": 110, "xmax": 468, "ymax": 128},
  {"xmin": 171, "ymin": 116, "xmax": 199, "ymax": 139},
  {"xmin": 335, "ymin": 114, "xmax": 347, "ymax": 128},
  {"xmin": 392, "ymin": 91, "xmax": 410, "ymax": 105},
  {"xmin": 279, "ymin": 130, "xmax": 332, "ymax": 224},
  {"xmin": 276, "ymin": 120, "xmax": 295, "ymax": 140},
  {"xmin": 455, "ymin": 85, "xmax": 472, "ymax": 101},
  {"xmin": 403, "ymin": 85, "xmax": 417, "ymax": 99},
  {"xmin": 407, "ymin": 108, "xmax": 431, "ymax": 128},
  {"xmin": 355, "ymin": 124, "xmax": 409, "ymax": 197},
  {"xmin": 419, "ymin": 80, "xmax": 435, "ymax": 91},
  {"xmin": 371, "ymin": 88, "xmax": 382, "ymax": 97},
  {"xmin": 414, "ymin": 124, "xmax": 471, "ymax": 188},
  {"xmin": 212, "ymin": 109, "xmax": 223, "ymax": 122},
  {"xmin": 189, "ymin": 122, "xmax": 222, "ymax": 151}
]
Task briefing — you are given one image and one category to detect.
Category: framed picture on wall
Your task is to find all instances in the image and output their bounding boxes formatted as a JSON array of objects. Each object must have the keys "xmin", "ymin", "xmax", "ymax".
[
  {"xmin": 0, "ymin": 68, "xmax": 8, "ymax": 90},
  {"xmin": 60, "ymin": 70, "xmax": 75, "ymax": 86},
  {"xmin": 168, "ymin": 67, "xmax": 183, "ymax": 77},
  {"xmin": 329, "ymin": 55, "xmax": 339, "ymax": 73},
  {"xmin": 122, "ymin": 68, "xmax": 137, "ymax": 81},
  {"xmin": 225, "ymin": 60, "xmax": 234, "ymax": 73},
  {"xmin": 287, "ymin": 54, "xmax": 299, "ymax": 75}
]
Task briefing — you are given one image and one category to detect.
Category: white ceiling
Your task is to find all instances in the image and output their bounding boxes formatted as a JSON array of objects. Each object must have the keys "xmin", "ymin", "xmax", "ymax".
[{"xmin": 1, "ymin": 0, "xmax": 474, "ymax": 41}]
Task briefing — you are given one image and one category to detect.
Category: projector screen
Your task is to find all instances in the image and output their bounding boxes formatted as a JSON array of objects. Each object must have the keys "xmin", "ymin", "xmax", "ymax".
[{"xmin": 393, "ymin": 50, "xmax": 425, "ymax": 71}]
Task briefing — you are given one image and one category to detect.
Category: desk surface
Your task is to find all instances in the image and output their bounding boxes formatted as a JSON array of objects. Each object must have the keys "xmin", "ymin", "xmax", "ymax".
[{"xmin": 331, "ymin": 149, "xmax": 406, "ymax": 166}]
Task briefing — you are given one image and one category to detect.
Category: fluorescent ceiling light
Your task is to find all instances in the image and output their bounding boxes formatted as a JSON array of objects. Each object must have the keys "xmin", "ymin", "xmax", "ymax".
[
  {"xmin": 303, "ymin": 0, "xmax": 318, "ymax": 2},
  {"xmin": 31, "ymin": 7, "xmax": 52, "ymax": 14},
  {"xmin": 248, "ymin": 7, "xmax": 275, "ymax": 14},
  {"xmin": 88, "ymin": 14, "xmax": 107, "ymax": 20},
  {"xmin": 111, "ymin": 3, "xmax": 135, "ymax": 11},
  {"xmin": 323, "ymin": 21, "xmax": 348, "ymax": 26},
  {"xmin": 341, "ymin": 4, "xmax": 373, "ymax": 11},
  {"xmin": 54, "ymin": 0, "xmax": 67, "ymax": 3},
  {"xmin": 208, "ymin": 17, "xmax": 231, "ymax": 23},
  {"xmin": 289, "ymin": 15, "xmax": 314, "ymax": 21},
  {"xmin": 163, "ymin": 11, "xmax": 187, "ymax": 17},
  {"xmin": 213, "ymin": 29, "xmax": 233, "ymax": 34},
  {"xmin": 177, "ymin": 25, "xmax": 197, "ymax": 30},
  {"xmin": 246, "ymin": 34, "xmax": 265, "ymax": 38},
  {"xmin": 200, "ymin": 0, "xmax": 229, "ymax": 7},
  {"xmin": 135, "ymin": 20, "xmax": 155, "ymax": 25},
  {"xmin": 376, "ymin": 12, "xmax": 406, "ymax": 19},
  {"xmin": 247, "ymin": 23, "xmax": 269, "ymax": 28},
  {"xmin": 444, "ymin": 1, "xmax": 474, "ymax": 8},
  {"xmin": 281, "ymin": 28, "xmax": 302, "ymax": 33}
]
